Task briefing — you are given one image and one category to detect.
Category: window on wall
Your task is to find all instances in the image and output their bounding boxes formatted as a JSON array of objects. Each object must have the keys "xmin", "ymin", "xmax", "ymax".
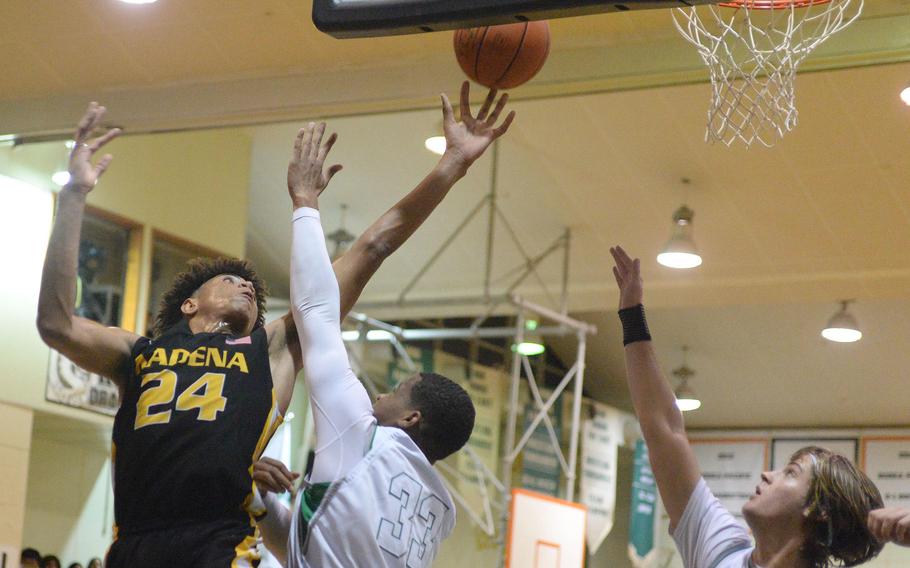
[
  {"xmin": 146, "ymin": 231, "xmax": 225, "ymax": 337},
  {"xmin": 76, "ymin": 210, "xmax": 132, "ymax": 327},
  {"xmin": 46, "ymin": 206, "xmax": 141, "ymax": 417}
]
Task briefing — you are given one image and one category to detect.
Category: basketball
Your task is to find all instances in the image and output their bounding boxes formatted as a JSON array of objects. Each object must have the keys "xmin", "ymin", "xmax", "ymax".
[{"xmin": 454, "ymin": 21, "xmax": 550, "ymax": 90}]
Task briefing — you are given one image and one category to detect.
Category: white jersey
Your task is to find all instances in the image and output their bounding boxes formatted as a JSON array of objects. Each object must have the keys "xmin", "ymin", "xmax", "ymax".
[
  {"xmin": 672, "ymin": 478, "xmax": 757, "ymax": 568},
  {"xmin": 288, "ymin": 426, "xmax": 456, "ymax": 568}
]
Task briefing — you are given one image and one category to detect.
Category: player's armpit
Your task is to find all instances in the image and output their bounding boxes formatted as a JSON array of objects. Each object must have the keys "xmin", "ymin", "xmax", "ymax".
[
  {"xmin": 40, "ymin": 316, "xmax": 138, "ymax": 390},
  {"xmin": 265, "ymin": 312, "xmax": 301, "ymax": 415}
]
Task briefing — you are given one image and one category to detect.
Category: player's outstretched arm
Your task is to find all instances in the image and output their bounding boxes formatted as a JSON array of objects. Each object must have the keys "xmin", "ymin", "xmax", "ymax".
[
  {"xmin": 869, "ymin": 507, "xmax": 910, "ymax": 547},
  {"xmin": 610, "ymin": 246, "xmax": 701, "ymax": 531},
  {"xmin": 253, "ymin": 457, "xmax": 300, "ymax": 565},
  {"xmin": 267, "ymin": 83, "xmax": 515, "ymax": 412},
  {"xmin": 36, "ymin": 103, "xmax": 136, "ymax": 388},
  {"xmin": 332, "ymin": 80, "xmax": 516, "ymax": 316}
]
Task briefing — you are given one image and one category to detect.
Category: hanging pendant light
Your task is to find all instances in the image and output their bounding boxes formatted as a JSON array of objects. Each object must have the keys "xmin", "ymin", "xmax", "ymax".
[
  {"xmin": 673, "ymin": 346, "xmax": 701, "ymax": 412},
  {"xmin": 327, "ymin": 204, "xmax": 356, "ymax": 261},
  {"xmin": 512, "ymin": 319, "xmax": 545, "ymax": 356},
  {"xmin": 901, "ymin": 82, "xmax": 910, "ymax": 107},
  {"xmin": 821, "ymin": 300, "xmax": 862, "ymax": 343},
  {"xmin": 657, "ymin": 204, "xmax": 703, "ymax": 269},
  {"xmin": 657, "ymin": 178, "xmax": 702, "ymax": 270}
]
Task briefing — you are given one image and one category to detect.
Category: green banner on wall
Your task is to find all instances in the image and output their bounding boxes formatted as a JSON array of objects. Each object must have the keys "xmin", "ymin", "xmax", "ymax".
[{"xmin": 628, "ymin": 439, "xmax": 658, "ymax": 567}]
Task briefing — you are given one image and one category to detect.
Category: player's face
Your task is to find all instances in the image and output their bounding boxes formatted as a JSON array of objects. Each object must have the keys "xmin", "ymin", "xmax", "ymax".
[
  {"xmin": 192, "ymin": 274, "xmax": 258, "ymax": 331},
  {"xmin": 372, "ymin": 375, "xmax": 420, "ymax": 427},
  {"xmin": 742, "ymin": 454, "xmax": 814, "ymax": 528}
]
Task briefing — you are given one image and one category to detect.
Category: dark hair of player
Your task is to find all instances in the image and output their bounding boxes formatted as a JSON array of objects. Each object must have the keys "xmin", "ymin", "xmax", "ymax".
[
  {"xmin": 152, "ymin": 257, "xmax": 268, "ymax": 338},
  {"xmin": 409, "ymin": 372, "xmax": 476, "ymax": 463}
]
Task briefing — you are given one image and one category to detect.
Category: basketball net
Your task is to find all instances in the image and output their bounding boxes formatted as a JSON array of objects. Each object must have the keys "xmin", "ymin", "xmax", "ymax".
[{"xmin": 673, "ymin": 0, "xmax": 863, "ymax": 147}]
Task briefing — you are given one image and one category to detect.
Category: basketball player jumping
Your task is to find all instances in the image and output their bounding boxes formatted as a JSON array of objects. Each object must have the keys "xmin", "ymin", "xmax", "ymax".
[
  {"xmin": 36, "ymin": 81, "xmax": 513, "ymax": 568},
  {"xmin": 609, "ymin": 245, "xmax": 884, "ymax": 568},
  {"xmin": 250, "ymin": 92, "xmax": 513, "ymax": 566}
]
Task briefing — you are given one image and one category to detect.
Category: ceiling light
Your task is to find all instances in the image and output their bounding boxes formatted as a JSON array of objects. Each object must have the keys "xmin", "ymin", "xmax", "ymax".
[
  {"xmin": 512, "ymin": 319, "xmax": 545, "ymax": 356},
  {"xmin": 821, "ymin": 300, "xmax": 862, "ymax": 343},
  {"xmin": 52, "ymin": 171, "xmax": 71, "ymax": 186},
  {"xmin": 118, "ymin": 0, "xmax": 158, "ymax": 4},
  {"xmin": 366, "ymin": 330, "xmax": 394, "ymax": 341},
  {"xmin": 673, "ymin": 346, "xmax": 701, "ymax": 412},
  {"xmin": 341, "ymin": 330, "xmax": 360, "ymax": 341},
  {"xmin": 901, "ymin": 84, "xmax": 910, "ymax": 107},
  {"xmin": 424, "ymin": 136, "xmax": 446, "ymax": 156},
  {"xmin": 657, "ymin": 204, "xmax": 702, "ymax": 269},
  {"xmin": 327, "ymin": 204, "xmax": 356, "ymax": 261}
]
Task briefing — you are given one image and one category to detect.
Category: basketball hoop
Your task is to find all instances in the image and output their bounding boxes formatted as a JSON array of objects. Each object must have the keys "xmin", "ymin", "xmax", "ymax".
[{"xmin": 673, "ymin": 0, "xmax": 863, "ymax": 147}]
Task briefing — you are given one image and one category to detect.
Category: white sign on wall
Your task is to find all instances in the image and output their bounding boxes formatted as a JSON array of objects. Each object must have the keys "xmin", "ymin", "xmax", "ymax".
[
  {"xmin": 46, "ymin": 349, "xmax": 120, "ymax": 416},
  {"xmin": 691, "ymin": 439, "xmax": 767, "ymax": 527},
  {"xmin": 771, "ymin": 438, "xmax": 858, "ymax": 469},
  {"xmin": 862, "ymin": 438, "xmax": 910, "ymax": 508},
  {"xmin": 580, "ymin": 402, "xmax": 624, "ymax": 554}
]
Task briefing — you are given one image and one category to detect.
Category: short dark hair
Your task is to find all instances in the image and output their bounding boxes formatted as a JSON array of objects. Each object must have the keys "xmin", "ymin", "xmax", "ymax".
[
  {"xmin": 794, "ymin": 446, "xmax": 884, "ymax": 567},
  {"xmin": 153, "ymin": 257, "xmax": 268, "ymax": 338},
  {"xmin": 21, "ymin": 548, "xmax": 41, "ymax": 561},
  {"xmin": 409, "ymin": 372, "xmax": 475, "ymax": 463},
  {"xmin": 43, "ymin": 555, "xmax": 60, "ymax": 568}
]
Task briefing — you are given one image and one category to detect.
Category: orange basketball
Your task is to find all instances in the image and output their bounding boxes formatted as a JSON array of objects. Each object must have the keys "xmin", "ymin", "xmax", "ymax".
[{"xmin": 454, "ymin": 21, "xmax": 550, "ymax": 90}]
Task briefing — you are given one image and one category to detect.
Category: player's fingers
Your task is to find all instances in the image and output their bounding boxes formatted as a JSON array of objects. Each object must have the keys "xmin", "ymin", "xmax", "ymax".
[
  {"xmin": 87, "ymin": 127, "xmax": 121, "ymax": 153},
  {"xmin": 632, "ymin": 258, "xmax": 641, "ymax": 277},
  {"xmin": 94, "ymin": 155, "xmax": 114, "ymax": 178},
  {"xmin": 293, "ymin": 128, "xmax": 306, "ymax": 161},
  {"xmin": 74, "ymin": 102, "xmax": 98, "ymax": 143},
  {"xmin": 476, "ymin": 88, "xmax": 497, "ymax": 121},
  {"xmin": 317, "ymin": 132, "xmax": 337, "ymax": 163},
  {"xmin": 311, "ymin": 122, "xmax": 326, "ymax": 160},
  {"xmin": 612, "ymin": 266, "xmax": 623, "ymax": 288},
  {"xmin": 486, "ymin": 92, "xmax": 509, "ymax": 127},
  {"xmin": 325, "ymin": 164, "xmax": 343, "ymax": 184},
  {"xmin": 459, "ymin": 81, "xmax": 470, "ymax": 122},
  {"xmin": 301, "ymin": 122, "xmax": 315, "ymax": 161},
  {"xmin": 492, "ymin": 110, "xmax": 516, "ymax": 138},
  {"xmin": 440, "ymin": 93, "xmax": 455, "ymax": 124}
]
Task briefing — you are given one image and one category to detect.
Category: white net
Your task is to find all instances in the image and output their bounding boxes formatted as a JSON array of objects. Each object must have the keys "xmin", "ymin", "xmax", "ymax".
[{"xmin": 673, "ymin": 0, "xmax": 863, "ymax": 147}]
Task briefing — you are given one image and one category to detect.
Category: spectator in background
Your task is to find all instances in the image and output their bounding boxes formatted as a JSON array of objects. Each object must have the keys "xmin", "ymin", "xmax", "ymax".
[
  {"xmin": 20, "ymin": 548, "xmax": 42, "ymax": 568},
  {"xmin": 67, "ymin": 563, "xmax": 84, "ymax": 568},
  {"xmin": 43, "ymin": 556, "xmax": 60, "ymax": 568},
  {"xmin": 86, "ymin": 559, "xmax": 102, "ymax": 568}
]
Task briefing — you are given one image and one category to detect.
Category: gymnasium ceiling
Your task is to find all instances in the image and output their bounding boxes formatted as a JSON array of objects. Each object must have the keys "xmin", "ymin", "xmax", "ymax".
[{"xmin": 6, "ymin": 1, "xmax": 910, "ymax": 430}]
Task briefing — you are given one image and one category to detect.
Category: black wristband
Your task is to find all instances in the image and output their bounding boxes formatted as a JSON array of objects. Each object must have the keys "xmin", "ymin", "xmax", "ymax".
[{"xmin": 618, "ymin": 304, "xmax": 651, "ymax": 346}]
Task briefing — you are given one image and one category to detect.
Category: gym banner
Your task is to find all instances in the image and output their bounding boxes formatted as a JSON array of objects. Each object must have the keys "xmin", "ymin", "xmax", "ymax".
[
  {"xmin": 691, "ymin": 439, "xmax": 768, "ymax": 528},
  {"xmin": 580, "ymin": 402, "xmax": 624, "ymax": 554},
  {"xmin": 628, "ymin": 439, "xmax": 658, "ymax": 568},
  {"xmin": 519, "ymin": 387, "xmax": 563, "ymax": 497},
  {"xmin": 436, "ymin": 353, "xmax": 505, "ymax": 511},
  {"xmin": 46, "ymin": 348, "xmax": 119, "ymax": 416},
  {"xmin": 862, "ymin": 437, "xmax": 910, "ymax": 508}
]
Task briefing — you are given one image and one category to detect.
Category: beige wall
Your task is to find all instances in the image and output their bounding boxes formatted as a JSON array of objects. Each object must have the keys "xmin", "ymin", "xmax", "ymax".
[{"xmin": 0, "ymin": 403, "xmax": 32, "ymax": 557}]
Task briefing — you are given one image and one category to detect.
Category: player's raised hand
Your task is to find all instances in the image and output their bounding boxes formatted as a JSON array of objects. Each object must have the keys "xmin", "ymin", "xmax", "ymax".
[
  {"xmin": 288, "ymin": 121, "xmax": 342, "ymax": 210},
  {"xmin": 252, "ymin": 457, "xmax": 300, "ymax": 496},
  {"xmin": 440, "ymin": 81, "xmax": 516, "ymax": 169},
  {"xmin": 66, "ymin": 102, "xmax": 121, "ymax": 195},
  {"xmin": 869, "ymin": 507, "xmax": 910, "ymax": 547},
  {"xmin": 610, "ymin": 246, "xmax": 644, "ymax": 310}
]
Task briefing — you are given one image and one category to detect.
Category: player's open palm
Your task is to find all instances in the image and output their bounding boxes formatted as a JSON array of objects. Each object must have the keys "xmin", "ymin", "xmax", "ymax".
[
  {"xmin": 288, "ymin": 122, "xmax": 342, "ymax": 209},
  {"xmin": 610, "ymin": 246, "xmax": 644, "ymax": 310},
  {"xmin": 67, "ymin": 102, "xmax": 121, "ymax": 195},
  {"xmin": 441, "ymin": 81, "xmax": 516, "ymax": 167}
]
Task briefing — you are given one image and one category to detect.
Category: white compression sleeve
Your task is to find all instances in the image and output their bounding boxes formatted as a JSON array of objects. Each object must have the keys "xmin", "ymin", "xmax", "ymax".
[
  {"xmin": 290, "ymin": 208, "xmax": 375, "ymax": 484},
  {"xmin": 258, "ymin": 492, "xmax": 292, "ymax": 566}
]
